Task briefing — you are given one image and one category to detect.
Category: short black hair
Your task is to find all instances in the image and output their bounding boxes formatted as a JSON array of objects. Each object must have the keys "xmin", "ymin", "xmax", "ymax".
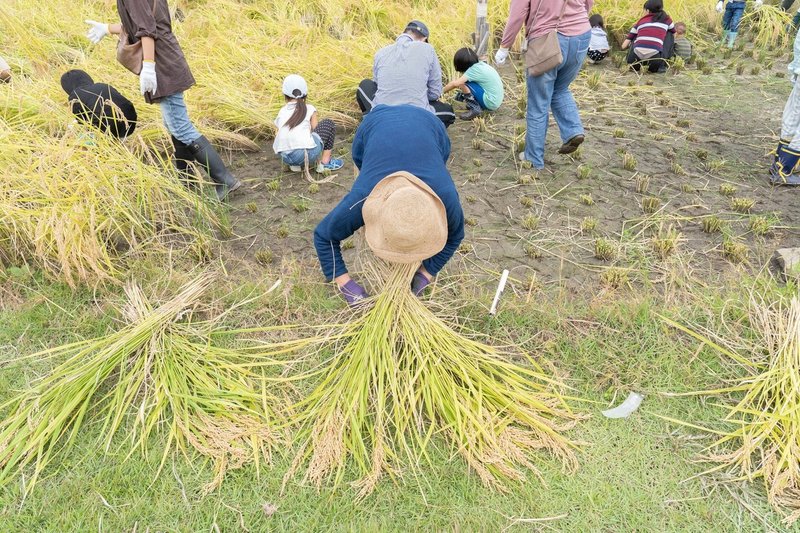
[
  {"xmin": 589, "ymin": 14, "xmax": 604, "ymax": 29},
  {"xmin": 453, "ymin": 47, "xmax": 479, "ymax": 73}
]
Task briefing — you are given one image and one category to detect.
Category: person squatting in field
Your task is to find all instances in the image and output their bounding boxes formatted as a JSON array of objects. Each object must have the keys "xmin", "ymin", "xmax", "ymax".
[
  {"xmin": 273, "ymin": 75, "xmax": 344, "ymax": 173},
  {"xmin": 442, "ymin": 47, "xmax": 505, "ymax": 121},
  {"xmin": 495, "ymin": 0, "xmax": 593, "ymax": 170},
  {"xmin": 60, "ymin": 69, "xmax": 138, "ymax": 140},
  {"xmin": 622, "ymin": 0, "xmax": 675, "ymax": 74},
  {"xmin": 716, "ymin": 0, "xmax": 763, "ymax": 48},
  {"xmin": 771, "ymin": 27, "xmax": 800, "ymax": 185},
  {"xmin": 85, "ymin": 0, "xmax": 241, "ymax": 200},
  {"xmin": 313, "ymin": 105, "xmax": 465, "ymax": 306},
  {"xmin": 356, "ymin": 20, "xmax": 456, "ymax": 128}
]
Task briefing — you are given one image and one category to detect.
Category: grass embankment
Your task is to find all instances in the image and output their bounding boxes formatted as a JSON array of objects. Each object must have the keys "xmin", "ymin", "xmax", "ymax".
[{"xmin": 0, "ymin": 265, "xmax": 794, "ymax": 531}]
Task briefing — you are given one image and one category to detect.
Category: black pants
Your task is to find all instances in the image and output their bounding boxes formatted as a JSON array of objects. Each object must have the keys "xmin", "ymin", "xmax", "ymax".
[
  {"xmin": 314, "ymin": 118, "xmax": 336, "ymax": 151},
  {"xmin": 783, "ymin": 0, "xmax": 795, "ymax": 11},
  {"xmin": 627, "ymin": 48, "xmax": 666, "ymax": 73},
  {"xmin": 356, "ymin": 79, "xmax": 455, "ymax": 128}
]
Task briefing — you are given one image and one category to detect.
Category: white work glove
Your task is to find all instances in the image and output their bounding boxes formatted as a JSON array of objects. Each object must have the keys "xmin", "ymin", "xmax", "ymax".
[
  {"xmin": 85, "ymin": 20, "xmax": 110, "ymax": 44},
  {"xmin": 494, "ymin": 47, "xmax": 509, "ymax": 65},
  {"xmin": 754, "ymin": 0, "xmax": 763, "ymax": 6},
  {"xmin": 716, "ymin": 1, "xmax": 724, "ymax": 13},
  {"xmin": 140, "ymin": 61, "xmax": 157, "ymax": 96}
]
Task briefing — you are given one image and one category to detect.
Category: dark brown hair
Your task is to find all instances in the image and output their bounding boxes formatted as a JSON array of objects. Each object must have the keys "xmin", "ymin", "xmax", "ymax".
[
  {"xmin": 589, "ymin": 14, "xmax": 604, "ymax": 29},
  {"xmin": 284, "ymin": 90, "xmax": 308, "ymax": 130}
]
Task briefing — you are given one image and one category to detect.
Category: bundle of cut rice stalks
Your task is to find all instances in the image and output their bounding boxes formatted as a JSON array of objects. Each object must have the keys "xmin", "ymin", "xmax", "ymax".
[
  {"xmin": 0, "ymin": 273, "xmax": 299, "ymax": 495},
  {"xmin": 663, "ymin": 297, "xmax": 800, "ymax": 525},
  {"xmin": 285, "ymin": 262, "xmax": 582, "ymax": 498}
]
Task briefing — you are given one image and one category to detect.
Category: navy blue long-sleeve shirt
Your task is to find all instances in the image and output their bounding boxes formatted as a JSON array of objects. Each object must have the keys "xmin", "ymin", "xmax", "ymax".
[{"xmin": 313, "ymin": 104, "xmax": 465, "ymax": 281}]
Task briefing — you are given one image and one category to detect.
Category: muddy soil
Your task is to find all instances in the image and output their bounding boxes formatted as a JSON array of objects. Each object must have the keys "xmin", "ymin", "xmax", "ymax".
[{"xmin": 220, "ymin": 43, "xmax": 800, "ymax": 291}]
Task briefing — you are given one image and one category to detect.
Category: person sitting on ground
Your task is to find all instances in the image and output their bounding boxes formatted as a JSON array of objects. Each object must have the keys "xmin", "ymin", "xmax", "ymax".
[
  {"xmin": 622, "ymin": 0, "xmax": 676, "ymax": 73},
  {"xmin": 442, "ymin": 47, "xmax": 504, "ymax": 121},
  {"xmin": 587, "ymin": 14, "xmax": 611, "ymax": 64},
  {"xmin": 355, "ymin": 20, "xmax": 456, "ymax": 128},
  {"xmin": 673, "ymin": 22, "xmax": 693, "ymax": 60},
  {"xmin": 85, "ymin": 0, "xmax": 241, "ymax": 201},
  {"xmin": 0, "ymin": 56, "xmax": 11, "ymax": 83},
  {"xmin": 273, "ymin": 75, "xmax": 344, "ymax": 173},
  {"xmin": 313, "ymin": 104, "xmax": 464, "ymax": 305},
  {"xmin": 60, "ymin": 69, "xmax": 137, "ymax": 139},
  {"xmin": 716, "ymin": 0, "xmax": 762, "ymax": 48},
  {"xmin": 770, "ymin": 26, "xmax": 800, "ymax": 185}
]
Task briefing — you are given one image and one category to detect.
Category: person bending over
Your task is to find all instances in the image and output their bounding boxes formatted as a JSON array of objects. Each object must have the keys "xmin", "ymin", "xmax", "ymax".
[
  {"xmin": 61, "ymin": 69, "xmax": 137, "ymax": 139},
  {"xmin": 355, "ymin": 21, "xmax": 456, "ymax": 128},
  {"xmin": 85, "ymin": 0, "xmax": 241, "ymax": 200},
  {"xmin": 313, "ymin": 104, "xmax": 464, "ymax": 305}
]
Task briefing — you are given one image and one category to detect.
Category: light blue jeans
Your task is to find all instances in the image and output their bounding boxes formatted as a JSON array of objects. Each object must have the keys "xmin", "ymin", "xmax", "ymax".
[
  {"xmin": 159, "ymin": 92, "xmax": 202, "ymax": 145},
  {"xmin": 279, "ymin": 133, "xmax": 324, "ymax": 166},
  {"xmin": 525, "ymin": 30, "xmax": 591, "ymax": 169},
  {"xmin": 722, "ymin": 1, "xmax": 746, "ymax": 32}
]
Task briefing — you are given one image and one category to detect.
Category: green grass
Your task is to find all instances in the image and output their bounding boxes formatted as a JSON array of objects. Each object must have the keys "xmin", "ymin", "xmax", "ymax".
[{"xmin": 0, "ymin": 270, "xmax": 792, "ymax": 531}]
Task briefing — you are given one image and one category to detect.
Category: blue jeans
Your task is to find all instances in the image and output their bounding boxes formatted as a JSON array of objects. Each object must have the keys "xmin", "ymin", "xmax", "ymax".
[
  {"xmin": 524, "ymin": 30, "xmax": 591, "ymax": 169},
  {"xmin": 160, "ymin": 92, "xmax": 202, "ymax": 145},
  {"xmin": 723, "ymin": 2, "xmax": 746, "ymax": 32},
  {"xmin": 280, "ymin": 133, "xmax": 323, "ymax": 166}
]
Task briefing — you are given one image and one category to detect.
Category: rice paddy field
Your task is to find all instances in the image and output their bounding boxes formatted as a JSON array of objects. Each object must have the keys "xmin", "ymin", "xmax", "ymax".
[{"xmin": 4, "ymin": 0, "xmax": 800, "ymax": 531}]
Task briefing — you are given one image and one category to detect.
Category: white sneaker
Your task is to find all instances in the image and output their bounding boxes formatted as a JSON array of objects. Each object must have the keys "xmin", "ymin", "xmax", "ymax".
[
  {"xmin": 518, "ymin": 152, "xmax": 527, "ymax": 161},
  {"xmin": 289, "ymin": 165, "xmax": 301, "ymax": 172}
]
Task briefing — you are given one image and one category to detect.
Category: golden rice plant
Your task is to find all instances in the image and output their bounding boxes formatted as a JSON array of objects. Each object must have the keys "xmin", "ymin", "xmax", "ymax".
[
  {"xmin": 0, "ymin": 274, "xmax": 300, "ymax": 494},
  {"xmin": 0, "ymin": 114, "xmax": 220, "ymax": 287},
  {"xmin": 740, "ymin": 4, "xmax": 793, "ymax": 50},
  {"xmin": 663, "ymin": 297, "xmax": 800, "ymax": 525},
  {"xmin": 285, "ymin": 262, "xmax": 581, "ymax": 497}
]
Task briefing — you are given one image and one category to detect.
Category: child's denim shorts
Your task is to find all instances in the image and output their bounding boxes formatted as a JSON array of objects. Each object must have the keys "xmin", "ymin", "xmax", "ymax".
[{"xmin": 280, "ymin": 133, "xmax": 323, "ymax": 166}]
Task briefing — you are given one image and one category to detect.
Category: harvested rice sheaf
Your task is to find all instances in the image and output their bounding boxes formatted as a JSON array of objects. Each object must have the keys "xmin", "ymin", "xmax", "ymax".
[
  {"xmin": 664, "ymin": 298, "xmax": 800, "ymax": 525},
  {"xmin": 0, "ymin": 274, "xmax": 295, "ymax": 494},
  {"xmin": 286, "ymin": 262, "xmax": 581, "ymax": 497}
]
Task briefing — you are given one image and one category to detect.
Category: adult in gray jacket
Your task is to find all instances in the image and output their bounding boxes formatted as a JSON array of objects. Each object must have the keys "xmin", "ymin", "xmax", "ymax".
[
  {"xmin": 356, "ymin": 21, "xmax": 455, "ymax": 128},
  {"xmin": 85, "ymin": 0, "xmax": 241, "ymax": 200}
]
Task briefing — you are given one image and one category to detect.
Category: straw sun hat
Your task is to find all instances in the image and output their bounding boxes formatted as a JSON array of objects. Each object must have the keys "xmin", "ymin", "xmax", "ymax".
[{"xmin": 363, "ymin": 171, "xmax": 447, "ymax": 264}]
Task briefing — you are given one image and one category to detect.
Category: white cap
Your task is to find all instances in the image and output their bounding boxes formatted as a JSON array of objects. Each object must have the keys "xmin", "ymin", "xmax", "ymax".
[{"xmin": 282, "ymin": 74, "xmax": 308, "ymax": 98}]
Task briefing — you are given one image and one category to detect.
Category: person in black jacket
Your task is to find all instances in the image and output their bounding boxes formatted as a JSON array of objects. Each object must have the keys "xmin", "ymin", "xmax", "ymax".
[{"xmin": 60, "ymin": 69, "xmax": 137, "ymax": 139}]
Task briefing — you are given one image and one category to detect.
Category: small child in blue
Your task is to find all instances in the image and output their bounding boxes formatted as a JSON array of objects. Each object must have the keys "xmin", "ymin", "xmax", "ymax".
[
  {"xmin": 716, "ymin": 0, "xmax": 762, "ymax": 48},
  {"xmin": 443, "ymin": 47, "xmax": 504, "ymax": 121}
]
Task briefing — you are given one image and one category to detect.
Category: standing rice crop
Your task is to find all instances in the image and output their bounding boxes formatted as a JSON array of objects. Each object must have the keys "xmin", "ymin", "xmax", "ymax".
[
  {"xmin": 285, "ymin": 262, "xmax": 581, "ymax": 497},
  {"xmin": 663, "ymin": 297, "xmax": 800, "ymax": 525}
]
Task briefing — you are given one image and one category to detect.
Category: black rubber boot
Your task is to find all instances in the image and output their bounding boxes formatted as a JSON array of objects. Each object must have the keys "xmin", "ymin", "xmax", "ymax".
[
  {"xmin": 171, "ymin": 135, "xmax": 198, "ymax": 188},
  {"xmin": 187, "ymin": 135, "xmax": 242, "ymax": 201}
]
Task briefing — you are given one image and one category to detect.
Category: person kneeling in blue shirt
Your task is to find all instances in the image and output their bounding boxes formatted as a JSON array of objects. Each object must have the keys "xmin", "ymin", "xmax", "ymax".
[{"xmin": 313, "ymin": 104, "xmax": 465, "ymax": 305}]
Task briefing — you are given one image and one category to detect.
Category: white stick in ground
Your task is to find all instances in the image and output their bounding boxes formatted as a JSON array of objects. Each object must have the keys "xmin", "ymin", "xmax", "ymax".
[{"xmin": 489, "ymin": 269, "xmax": 510, "ymax": 316}]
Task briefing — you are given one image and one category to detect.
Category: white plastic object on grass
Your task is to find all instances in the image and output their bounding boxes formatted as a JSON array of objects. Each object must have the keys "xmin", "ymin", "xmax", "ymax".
[
  {"xmin": 602, "ymin": 392, "xmax": 644, "ymax": 419},
  {"xmin": 489, "ymin": 269, "xmax": 510, "ymax": 315}
]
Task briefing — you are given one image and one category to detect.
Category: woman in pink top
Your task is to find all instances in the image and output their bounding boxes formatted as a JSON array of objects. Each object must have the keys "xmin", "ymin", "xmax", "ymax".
[{"xmin": 496, "ymin": 0, "xmax": 593, "ymax": 169}]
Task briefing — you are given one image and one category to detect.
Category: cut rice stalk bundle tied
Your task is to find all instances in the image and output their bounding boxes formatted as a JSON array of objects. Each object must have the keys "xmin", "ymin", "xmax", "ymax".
[
  {"xmin": 664, "ymin": 297, "xmax": 800, "ymax": 525},
  {"xmin": 286, "ymin": 262, "xmax": 581, "ymax": 497},
  {"xmin": 0, "ymin": 274, "xmax": 295, "ymax": 495}
]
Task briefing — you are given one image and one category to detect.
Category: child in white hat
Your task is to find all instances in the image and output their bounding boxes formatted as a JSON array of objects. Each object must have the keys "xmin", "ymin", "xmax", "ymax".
[{"xmin": 273, "ymin": 74, "xmax": 343, "ymax": 172}]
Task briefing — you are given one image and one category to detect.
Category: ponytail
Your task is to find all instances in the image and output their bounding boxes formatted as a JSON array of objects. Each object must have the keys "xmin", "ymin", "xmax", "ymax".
[{"xmin": 285, "ymin": 92, "xmax": 308, "ymax": 130}]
